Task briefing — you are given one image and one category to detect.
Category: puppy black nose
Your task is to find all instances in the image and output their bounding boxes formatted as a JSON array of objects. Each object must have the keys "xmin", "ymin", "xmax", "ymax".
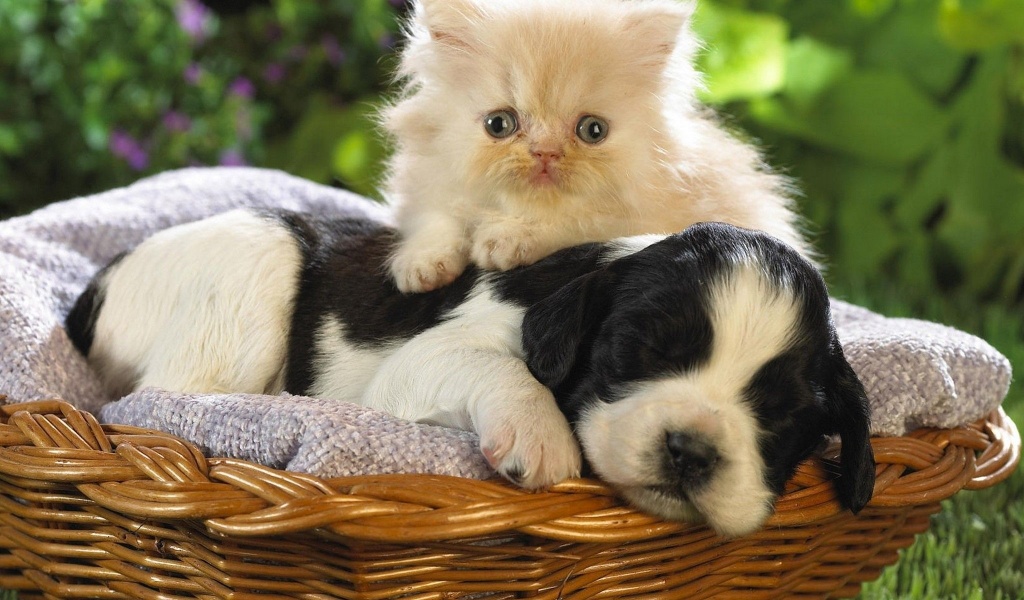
[{"xmin": 666, "ymin": 431, "xmax": 719, "ymax": 484}]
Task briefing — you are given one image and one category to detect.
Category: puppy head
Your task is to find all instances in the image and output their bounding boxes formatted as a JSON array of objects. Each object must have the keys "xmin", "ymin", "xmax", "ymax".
[{"xmin": 522, "ymin": 223, "xmax": 875, "ymax": 537}]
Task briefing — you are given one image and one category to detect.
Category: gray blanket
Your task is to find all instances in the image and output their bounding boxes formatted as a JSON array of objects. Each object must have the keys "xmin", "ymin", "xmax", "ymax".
[{"xmin": 0, "ymin": 167, "xmax": 1012, "ymax": 480}]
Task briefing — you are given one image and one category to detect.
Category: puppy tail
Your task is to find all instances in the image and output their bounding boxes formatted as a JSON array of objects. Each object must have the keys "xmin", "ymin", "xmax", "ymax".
[{"xmin": 65, "ymin": 252, "xmax": 125, "ymax": 357}]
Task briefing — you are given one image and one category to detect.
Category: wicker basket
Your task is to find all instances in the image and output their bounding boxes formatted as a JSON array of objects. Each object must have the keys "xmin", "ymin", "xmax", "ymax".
[{"xmin": 0, "ymin": 398, "xmax": 1017, "ymax": 600}]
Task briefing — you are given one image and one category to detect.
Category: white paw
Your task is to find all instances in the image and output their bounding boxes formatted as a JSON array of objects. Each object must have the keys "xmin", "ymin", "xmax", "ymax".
[
  {"xmin": 390, "ymin": 239, "xmax": 469, "ymax": 293},
  {"xmin": 471, "ymin": 221, "xmax": 548, "ymax": 271},
  {"xmin": 476, "ymin": 389, "xmax": 582, "ymax": 489}
]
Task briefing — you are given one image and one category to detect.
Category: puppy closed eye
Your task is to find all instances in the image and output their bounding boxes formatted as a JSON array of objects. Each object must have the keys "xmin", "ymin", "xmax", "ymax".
[
  {"xmin": 612, "ymin": 327, "xmax": 709, "ymax": 379},
  {"xmin": 746, "ymin": 353, "xmax": 813, "ymax": 413}
]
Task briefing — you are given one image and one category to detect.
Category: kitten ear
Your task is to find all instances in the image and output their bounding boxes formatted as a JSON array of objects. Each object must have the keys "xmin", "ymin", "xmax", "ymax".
[
  {"xmin": 417, "ymin": 0, "xmax": 484, "ymax": 53},
  {"xmin": 619, "ymin": 0, "xmax": 696, "ymax": 69}
]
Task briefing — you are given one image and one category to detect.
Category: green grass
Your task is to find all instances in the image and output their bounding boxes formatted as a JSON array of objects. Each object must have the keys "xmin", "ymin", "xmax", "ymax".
[
  {"xmin": 838, "ymin": 284, "xmax": 1024, "ymax": 600},
  {"xmin": 859, "ymin": 476, "xmax": 1024, "ymax": 600}
]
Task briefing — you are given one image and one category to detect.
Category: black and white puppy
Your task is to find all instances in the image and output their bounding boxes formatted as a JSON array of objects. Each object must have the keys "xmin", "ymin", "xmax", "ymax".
[{"xmin": 66, "ymin": 209, "xmax": 875, "ymax": 537}]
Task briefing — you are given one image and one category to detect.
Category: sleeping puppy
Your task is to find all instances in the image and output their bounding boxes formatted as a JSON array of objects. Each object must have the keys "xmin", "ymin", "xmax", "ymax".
[{"xmin": 66, "ymin": 209, "xmax": 875, "ymax": 537}]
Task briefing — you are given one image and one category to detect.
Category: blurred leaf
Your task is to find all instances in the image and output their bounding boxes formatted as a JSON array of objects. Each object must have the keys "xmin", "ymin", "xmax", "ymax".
[
  {"xmin": 84, "ymin": 51, "xmax": 128, "ymax": 85},
  {"xmin": 0, "ymin": 124, "xmax": 20, "ymax": 155},
  {"xmin": 695, "ymin": 2, "xmax": 788, "ymax": 103},
  {"xmin": 350, "ymin": 0, "xmax": 397, "ymax": 48},
  {"xmin": 2, "ymin": 0, "xmax": 42, "ymax": 33},
  {"xmin": 331, "ymin": 124, "xmax": 388, "ymax": 199},
  {"xmin": 939, "ymin": 0, "xmax": 1024, "ymax": 50},
  {"xmin": 896, "ymin": 143, "xmax": 953, "ymax": 227},
  {"xmin": 893, "ymin": 231, "xmax": 938, "ymax": 292},
  {"xmin": 80, "ymin": 0, "xmax": 109, "ymax": 13},
  {"xmin": 752, "ymin": 70, "xmax": 948, "ymax": 165},
  {"xmin": 81, "ymin": 113, "xmax": 108, "ymax": 151},
  {"xmin": 782, "ymin": 36, "xmax": 852, "ymax": 111},
  {"xmin": 937, "ymin": 52, "xmax": 1024, "ymax": 291},
  {"xmin": 1001, "ymin": 251, "xmax": 1024, "ymax": 302},
  {"xmin": 843, "ymin": 161, "xmax": 905, "ymax": 206},
  {"xmin": 273, "ymin": 0, "xmax": 301, "ymax": 27},
  {"xmin": 833, "ymin": 162, "xmax": 903, "ymax": 277},
  {"xmin": 848, "ymin": 0, "xmax": 894, "ymax": 19},
  {"xmin": 264, "ymin": 95, "xmax": 385, "ymax": 196},
  {"xmin": 862, "ymin": 1, "xmax": 967, "ymax": 96},
  {"xmin": 747, "ymin": 95, "xmax": 816, "ymax": 140},
  {"xmin": 768, "ymin": 2, "xmax": 873, "ymax": 47}
]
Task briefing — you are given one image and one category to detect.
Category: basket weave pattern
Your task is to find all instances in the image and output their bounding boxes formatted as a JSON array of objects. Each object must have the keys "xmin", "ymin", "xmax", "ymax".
[{"xmin": 0, "ymin": 398, "xmax": 1018, "ymax": 599}]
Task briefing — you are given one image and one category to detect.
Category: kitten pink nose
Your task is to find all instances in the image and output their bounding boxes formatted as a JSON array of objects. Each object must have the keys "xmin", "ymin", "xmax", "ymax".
[{"xmin": 531, "ymin": 144, "xmax": 563, "ymax": 163}]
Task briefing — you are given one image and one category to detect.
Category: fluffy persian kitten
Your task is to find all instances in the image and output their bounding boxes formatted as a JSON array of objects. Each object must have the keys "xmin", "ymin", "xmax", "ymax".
[{"xmin": 384, "ymin": 0, "xmax": 810, "ymax": 293}]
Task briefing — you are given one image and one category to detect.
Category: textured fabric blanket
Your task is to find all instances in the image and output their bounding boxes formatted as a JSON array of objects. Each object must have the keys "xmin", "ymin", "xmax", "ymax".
[{"xmin": 0, "ymin": 167, "xmax": 1012, "ymax": 480}]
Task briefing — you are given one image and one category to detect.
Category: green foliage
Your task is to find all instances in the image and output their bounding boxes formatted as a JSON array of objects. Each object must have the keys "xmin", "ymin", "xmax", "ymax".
[
  {"xmin": 693, "ymin": 2, "xmax": 789, "ymax": 103},
  {"xmin": 263, "ymin": 94, "xmax": 388, "ymax": 199},
  {"xmin": 696, "ymin": 0, "xmax": 1024, "ymax": 310},
  {"xmin": 0, "ymin": 0, "xmax": 399, "ymax": 217}
]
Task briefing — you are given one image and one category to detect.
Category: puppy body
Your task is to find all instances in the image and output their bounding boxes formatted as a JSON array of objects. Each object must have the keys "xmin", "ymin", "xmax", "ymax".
[
  {"xmin": 68, "ymin": 210, "xmax": 874, "ymax": 537},
  {"xmin": 78, "ymin": 211, "xmax": 302, "ymax": 397}
]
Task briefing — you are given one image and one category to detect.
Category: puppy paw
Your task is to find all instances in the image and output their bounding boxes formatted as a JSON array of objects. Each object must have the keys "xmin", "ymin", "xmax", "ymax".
[
  {"xmin": 477, "ymin": 390, "xmax": 582, "ymax": 489},
  {"xmin": 390, "ymin": 240, "xmax": 469, "ymax": 293},
  {"xmin": 471, "ymin": 221, "xmax": 549, "ymax": 271}
]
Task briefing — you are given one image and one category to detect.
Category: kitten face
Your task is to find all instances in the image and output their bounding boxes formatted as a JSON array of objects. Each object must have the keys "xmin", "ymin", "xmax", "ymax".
[{"xmin": 389, "ymin": 0, "xmax": 699, "ymax": 209}]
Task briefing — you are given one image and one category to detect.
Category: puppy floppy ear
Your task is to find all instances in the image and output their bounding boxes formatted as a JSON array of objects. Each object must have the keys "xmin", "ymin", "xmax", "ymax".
[
  {"xmin": 824, "ymin": 336, "xmax": 876, "ymax": 514},
  {"xmin": 521, "ymin": 269, "xmax": 615, "ymax": 392}
]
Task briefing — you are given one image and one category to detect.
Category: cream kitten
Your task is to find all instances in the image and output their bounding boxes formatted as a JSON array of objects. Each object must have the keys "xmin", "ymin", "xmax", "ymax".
[{"xmin": 383, "ymin": 0, "xmax": 811, "ymax": 293}]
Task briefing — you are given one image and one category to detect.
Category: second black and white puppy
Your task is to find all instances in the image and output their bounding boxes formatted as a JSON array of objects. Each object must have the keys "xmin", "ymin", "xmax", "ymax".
[{"xmin": 66, "ymin": 209, "xmax": 875, "ymax": 537}]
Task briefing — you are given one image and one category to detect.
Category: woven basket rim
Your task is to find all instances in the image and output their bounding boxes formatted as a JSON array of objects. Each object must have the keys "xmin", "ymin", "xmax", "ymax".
[{"xmin": 0, "ymin": 397, "xmax": 1018, "ymax": 545}]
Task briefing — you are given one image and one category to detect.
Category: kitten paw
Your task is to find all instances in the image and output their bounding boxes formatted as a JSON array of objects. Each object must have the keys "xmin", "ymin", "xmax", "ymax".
[
  {"xmin": 477, "ymin": 389, "xmax": 582, "ymax": 489},
  {"xmin": 390, "ymin": 242, "xmax": 469, "ymax": 293},
  {"xmin": 471, "ymin": 221, "xmax": 549, "ymax": 271}
]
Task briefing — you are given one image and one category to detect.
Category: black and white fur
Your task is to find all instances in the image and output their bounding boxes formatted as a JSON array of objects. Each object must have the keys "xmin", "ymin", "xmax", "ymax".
[{"xmin": 66, "ymin": 209, "xmax": 875, "ymax": 537}]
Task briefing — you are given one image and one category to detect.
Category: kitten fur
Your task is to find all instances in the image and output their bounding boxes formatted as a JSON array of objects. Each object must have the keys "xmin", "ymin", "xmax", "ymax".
[{"xmin": 383, "ymin": 0, "xmax": 811, "ymax": 293}]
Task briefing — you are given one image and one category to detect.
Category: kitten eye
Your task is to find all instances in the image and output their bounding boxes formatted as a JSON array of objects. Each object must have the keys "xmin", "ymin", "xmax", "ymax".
[
  {"xmin": 484, "ymin": 110, "xmax": 518, "ymax": 139},
  {"xmin": 576, "ymin": 115, "xmax": 609, "ymax": 144}
]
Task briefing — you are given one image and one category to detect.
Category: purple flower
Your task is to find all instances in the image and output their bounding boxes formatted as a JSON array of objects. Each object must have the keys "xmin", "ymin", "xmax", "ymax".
[
  {"xmin": 219, "ymin": 148, "xmax": 247, "ymax": 166},
  {"xmin": 109, "ymin": 130, "xmax": 148, "ymax": 171},
  {"xmin": 162, "ymin": 110, "xmax": 192, "ymax": 132},
  {"xmin": 263, "ymin": 62, "xmax": 286, "ymax": 84},
  {"xmin": 228, "ymin": 77, "xmax": 255, "ymax": 99},
  {"xmin": 322, "ymin": 35, "xmax": 346, "ymax": 66},
  {"xmin": 175, "ymin": 0, "xmax": 212, "ymax": 42},
  {"xmin": 184, "ymin": 63, "xmax": 203, "ymax": 85}
]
